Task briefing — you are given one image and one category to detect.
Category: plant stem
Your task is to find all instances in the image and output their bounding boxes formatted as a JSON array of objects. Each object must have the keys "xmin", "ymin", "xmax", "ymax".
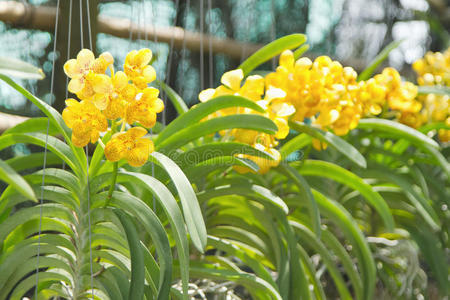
[{"xmin": 105, "ymin": 161, "xmax": 118, "ymax": 207}]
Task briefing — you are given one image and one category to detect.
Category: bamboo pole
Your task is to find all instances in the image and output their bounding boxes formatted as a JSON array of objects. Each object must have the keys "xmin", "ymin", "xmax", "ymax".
[{"xmin": 0, "ymin": 1, "xmax": 262, "ymax": 59}]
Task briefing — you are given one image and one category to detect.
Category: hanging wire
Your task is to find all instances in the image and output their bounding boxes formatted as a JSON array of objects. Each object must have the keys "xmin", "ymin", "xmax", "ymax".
[
  {"xmin": 163, "ymin": 0, "xmax": 180, "ymax": 126},
  {"xmin": 178, "ymin": 0, "xmax": 190, "ymax": 98},
  {"xmin": 65, "ymin": 0, "xmax": 73, "ymax": 100},
  {"xmin": 199, "ymin": 0, "xmax": 205, "ymax": 91},
  {"xmin": 129, "ymin": 0, "xmax": 134, "ymax": 50},
  {"xmin": 270, "ymin": 0, "xmax": 276, "ymax": 70},
  {"xmin": 207, "ymin": 0, "xmax": 213, "ymax": 88},
  {"xmin": 35, "ymin": 0, "xmax": 60, "ymax": 297},
  {"xmin": 80, "ymin": 1, "xmax": 95, "ymax": 298}
]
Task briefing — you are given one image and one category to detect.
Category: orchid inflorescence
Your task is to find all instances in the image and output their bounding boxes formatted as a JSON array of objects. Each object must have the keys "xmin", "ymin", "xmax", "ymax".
[
  {"xmin": 62, "ymin": 48, "xmax": 163, "ymax": 167},
  {"xmin": 198, "ymin": 48, "xmax": 449, "ymax": 173}
]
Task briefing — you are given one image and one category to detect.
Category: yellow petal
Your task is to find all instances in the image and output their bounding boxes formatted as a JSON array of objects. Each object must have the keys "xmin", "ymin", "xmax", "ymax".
[
  {"xmin": 221, "ymin": 69, "xmax": 244, "ymax": 91},
  {"xmin": 142, "ymin": 65, "xmax": 156, "ymax": 83},
  {"xmin": 68, "ymin": 77, "xmax": 84, "ymax": 93},
  {"xmin": 240, "ymin": 75, "xmax": 264, "ymax": 98},
  {"xmin": 126, "ymin": 138, "xmax": 152, "ymax": 167},
  {"xmin": 99, "ymin": 52, "xmax": 114, "ymax": 66},
  {"xmin": 64, "ymin": 59, "xmax": 80, "ymax": 78},
  {"xmin": 136, "ymin": 48, "xmax": 153, "ymax": 68},
  {"xmin": 113, "ymin": 71, "xmax": 128, "ymax": 90},
  {"xmin": 92, "ymin": 93, "xmax": 109, "ymax": 110},
  {"xmin": 92, "ymin": 74, "xmax": 113, "ymax": 94},
  {"xmin": 77, "ymin": 49, "xmax": 95, "ymax": 68},
  {"xmin": 125, "ymin": 50, "xmax": 138, "ymax": 65},
  {"xmin": 199, "ymin": 88, "xmax": 216, "ymax": 102},
  {"xmin": 72, "ymin": 133, "xmax": 90, "ymax": 148},
  {"xmin": 151, "ymin": 98, "xmax": 164, "ymax": 113},
  {"xmin": 127, "ymin": 127, "xmax": 148, "ymax": 139},
  {"xmin": 142, "ymin": 87, "xmax": 160, "ymax": 99},
  {"xmin": 279, "ymin": 50, "xmax": 294, "ymax": 69},
  {"xmin": 105, "ymin": 138, "xmax": 126, "ymax": 162},
  {"xmin": 265, "ymin": 87, "xmax": 286, "ymax": 102}
]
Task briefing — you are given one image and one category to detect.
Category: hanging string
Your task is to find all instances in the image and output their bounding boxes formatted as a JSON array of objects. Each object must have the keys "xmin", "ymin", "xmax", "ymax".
[
  {"xmin": 129, "ymin": 1, "xmax": 134, "ymax": 51},
  {"xmin": 35, "ymin": 0, "xmax": 60, "ymax": 297},
  {"xmin": 270, "ymin": 0, "xmax": 276, "ymax": 70},
  {"xmin": 163, "ymin": 0, "xmax": 180, "ymax": 126},
  {"xmin": 207, "ymin": 0, "xmax": 213, "ymax": 88},
  {"xmin": 178, "ymin": 0, "xmax": 190, "ymax": 98},
  {"xmin": 65, "ymin": 0, "xmax": 73, "ymax": 100},
  {"xmin": 80, "ymin": 1, "xmax": 95, "ymax": 298},
  {"xmin": 199, "ymin": 0, "xmax": 205, "ymax": 91}
]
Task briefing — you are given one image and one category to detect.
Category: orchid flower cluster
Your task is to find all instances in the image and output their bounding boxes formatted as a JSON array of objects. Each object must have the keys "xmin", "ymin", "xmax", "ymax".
[
  {"xmin": 62, "ymin": 48, "xmax": 164, "ymax": 167},
  {"xmin": 412, "ymin": 47, "xmax": 450, "ymax": 142},
  {"xmin": 199, "ymin": 49, "xmax": 449, "ymax": 173}
]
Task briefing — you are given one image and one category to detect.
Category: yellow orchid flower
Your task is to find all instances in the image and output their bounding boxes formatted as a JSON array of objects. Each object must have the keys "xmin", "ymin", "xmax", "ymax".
[
  {"xmin": 125, "ymin": 87, "xmax": 164, "ymax": 128},
  {"xmin": 90, "ymin": 71, "xmax": 137, "ymax": 120},
  {"xmin": 104, "ymin": 127, "xmax": 154, "ymax": 167},
  {"xmin": 62, "ymin": 98, "xmax": 108, "ymax": 147},
  {"xmin": 124, "ymin": 48, "xmax": 157, "ymax": 89},
  {"xmin": 64, "ymin": 49, "xmax": 114, "ymax": 99}
]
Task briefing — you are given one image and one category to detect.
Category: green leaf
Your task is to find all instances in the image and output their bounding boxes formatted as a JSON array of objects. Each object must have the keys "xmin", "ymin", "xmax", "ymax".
[
  {"xmin": 290, "ymin": 221, "xmax": 353, "ymax": 300},
  {"xmin": 239, "ymin": 34, "xmax": 307, "ymax": 76},
  {"xmin": 0, "ymin": 159, "xmax": 36, "ymax": 202},
  {"xmin": 151, "ymin": 152, "xmax": 207, "ymax": 253},
  {"xmin": 156, "ymin": 95, "xmax": 265, "ymax": 143},
  {"xmin": 417, "ymin": 85, "xmax": 450, "ymax": 96},
  {"xmin": 114, "ymin": 210, "xmax": 145, "ymax": 300},
  {"xmin": 362, "ymin": 168, "xmax": 441, "ymax": 231},
  {"xmin": 293, "ymin": 44, "xmax": 310, "ymax": 59},
  {"xmin": 93, "ymin": 191, "xmax": 173, "ymax": 299},
  {"xmin": 156, "ymin": 80, "xmax": 189, "ymax": 115},
  {"xmin": 289, "ymin": 121, "xmax": 367, "ymax": 168},
  {"xmin": 156, "ymin": 114, "xmax": 278, "ymax": 151},
  {"xmin": 3, "ymin": 117, "xmax": 59, "ymax": 136},
  {"xmin": 277, "ymin": 164, "xmax": 321, "ymax": 236},
  {"xmin": 0, "ymin": 132, "xmax": 84, "ymax": 178},
  {"xmin": 0, "ymin": 56, "xmax": 45, "ymax": 79},
  {"xmin": 357, "ymin": 40, "xmax": 403, "ymax": 81},
  {"xmin": 279, "ymin": 133, "xmax": 311, "ymax": 159},
  {"xmin": 297, "ymin": 160, "xmax": 395, "ymax": 231},
  {"xmin": 0, "ymin": 74, "xmax": 86, "ymax": 171},
  {"xmin": 173, "ymin": 142, "xmax": 275, "ymax": 168},
  {"xmin": 312, "ymin": 190, "xmax": 376, "ymax": 300},
  {"xmin": 6, "ymin": 152, "xmax": 62, "ymax": 172},
  {"xmin": 358, "ymin": 118, "xmax": 439, "ymax": 149},
  {"xmin": 116, "ymin": 172, "xmax": 190, "ymax": 299},
  {"xmin": 187, "ymin": 263, "xmax": 283, "ymax": 300}
]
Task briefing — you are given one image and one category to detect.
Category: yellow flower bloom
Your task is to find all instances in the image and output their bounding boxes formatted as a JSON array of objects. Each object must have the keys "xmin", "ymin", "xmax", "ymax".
[
  {"xmin": 125, "ymin": 87, "xmax": 164, "ymax": 128},
  {"xmin": 198, "ymin": 69, "xmax": 264, "ymax": 105},
  {"xmin": 124, "ymin": 48, "xmax": 157, "ymax": 89},
  {"xmin": 90, "ymin": 71, "xmax": 136, "ymax": 119},
  {"xmin": 104, "ymin": 127, "xmax": 154, "ymax": 167},
  {"xmin": 64, "ymin": 49, "xmax": 114, "ymax": 99},
  {"xmin": 62, "ymin": 98, "xmax": 108, "ymax": 147}
]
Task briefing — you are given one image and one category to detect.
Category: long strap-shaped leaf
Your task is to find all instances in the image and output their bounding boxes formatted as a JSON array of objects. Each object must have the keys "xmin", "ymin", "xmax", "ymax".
[
  {"xmin": 289, "ymin": 121, "xmax": 367, "ymax": 168},
  {"xmin": 114, "ymin": 210, "xmax": 145, "ymax": 300},
  {"xmin": 0, "ymin": 74, "xmax": 86, "ymax": 171},
  {"xmin": 157, "ymin": 114, "xmax": 277, "ymax": 151},
  {"xmin": 239, "ymin": 33, "xmax": 307, "ymax": 76},
  {"xmin": 0, "ymin": 159, "xmax": 36, "ymax": 202},
  {"xmin": 297, "ymin": 160, "xmax": 395, "ymax": 231},
  {"xmin": 92, "ymin": 191, "xmax": 173, "ymax": 300},
  {"xmin": 116, "ymin": 172, "xmax": 190, "ymax": 299},
  {"xmin": 312, "ymin": 190, "xmax": 376, "ymax": 300},
  {"xmin": 151, "ymin": 152, "xmax": 207, "ymax": 253},
  {"xmin": 156, "ymin": 95, "xmax": 265, "ymax": 143}
]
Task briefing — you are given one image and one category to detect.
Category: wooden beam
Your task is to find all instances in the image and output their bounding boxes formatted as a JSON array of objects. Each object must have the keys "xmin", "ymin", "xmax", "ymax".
[
  {"xmin": 0, "ymin": 112, "xmax": 28, "ymax": 134},
  {"xmin": 0, "ymin": 1, "xmax": 262, "ymax": 59}
]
